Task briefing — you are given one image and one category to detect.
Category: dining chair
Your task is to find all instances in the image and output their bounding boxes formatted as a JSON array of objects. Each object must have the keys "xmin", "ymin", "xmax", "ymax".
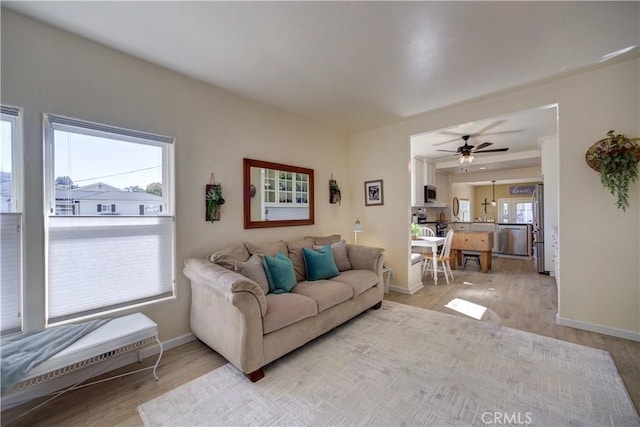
[
  {"xmin": 420, "ymin": 227, "xmax": 435, "ymax": 237},
  {"xmin": 423, "ymin": 229, "xmax": 455, "ymax": 285},
  {"xmin": 412, "ymin": 226, "xmax": 435, "ymax": 262}
]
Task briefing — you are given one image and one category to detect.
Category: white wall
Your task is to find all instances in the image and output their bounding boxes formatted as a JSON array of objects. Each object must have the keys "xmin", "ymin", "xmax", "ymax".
[
  {"xmin": 1, "ymin": 10, "xmax": 352, "ymax": 340},
  {"xmin": 350, "ymin": 57, "xmax": 640, "ymax": 338}
]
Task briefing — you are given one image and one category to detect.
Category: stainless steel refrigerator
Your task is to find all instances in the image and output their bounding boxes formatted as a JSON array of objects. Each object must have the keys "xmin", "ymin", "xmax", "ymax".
[{"xmin": 532, "ymin": 183, "xmax": 547, "ymax": 274}]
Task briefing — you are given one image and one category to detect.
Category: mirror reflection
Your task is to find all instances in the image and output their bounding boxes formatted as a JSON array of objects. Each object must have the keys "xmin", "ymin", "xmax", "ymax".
[{"xmin": 243, "ymin": 158, "xmax": 314, "ymax": 229}]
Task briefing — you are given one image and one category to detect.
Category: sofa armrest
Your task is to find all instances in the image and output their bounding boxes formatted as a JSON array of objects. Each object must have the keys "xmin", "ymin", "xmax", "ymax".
[
  {"xmin": 346, "ymin": 244, "xmax": 385, "ymax": 273},
  {"xmin": 183, "ymin": 258, "xmax": 267, "ymax": 317}
]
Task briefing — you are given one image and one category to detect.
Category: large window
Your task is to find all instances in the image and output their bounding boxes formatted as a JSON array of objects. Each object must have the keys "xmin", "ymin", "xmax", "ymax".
[
  {"xmin": 44, "ymin": 114, "xmax": 175, "ymax": 324},
  {"xmin": 1, "ymin": 106, "xmax": 23, "ymax": 335}
]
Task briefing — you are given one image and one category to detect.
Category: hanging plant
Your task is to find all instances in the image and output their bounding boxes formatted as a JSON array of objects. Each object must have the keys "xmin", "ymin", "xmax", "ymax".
[
  {"xmin": 586, "ymin": 130, "xmax": 640, "ymax": 211},
  {"xmin": 206, "ymin": 184, "xmax": 225, "ymax": 222},
  {"xmin": 329, "ymin": 179, "xmax": 341, "ymax": 205}
]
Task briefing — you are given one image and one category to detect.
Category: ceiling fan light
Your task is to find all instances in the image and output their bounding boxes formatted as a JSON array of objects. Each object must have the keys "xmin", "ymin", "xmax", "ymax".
[{"xmin": 459, "ymin": 154, "xmax": 475, "ymax": 164}]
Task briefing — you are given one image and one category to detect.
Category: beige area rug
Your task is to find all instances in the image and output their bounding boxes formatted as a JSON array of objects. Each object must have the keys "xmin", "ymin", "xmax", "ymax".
[{"xmin": 138, "ymin": 301, "xmax": 638, "ymax": 426}]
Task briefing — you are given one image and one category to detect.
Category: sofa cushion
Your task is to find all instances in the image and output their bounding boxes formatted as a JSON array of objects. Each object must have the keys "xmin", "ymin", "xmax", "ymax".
[
  {"xmin": 302, "ymin": 245, "xmax": 339, "ymax": 281},
  {"xmin": 263, "ymin": 252, "xmax": 297, "ymax": 294},
  {"xmin": 235, "ymin": 254, "xmax": 270, "ymax": 295},
  {"xmin": 292, "ymin": 280, "xmax": 353, "ymax": 312},
  {"xmin": 330, "ymin": 269, "xmax": 379, "ymax": 298},
  {"xmin": 210, "ymin": 243, "xmax": 250, "ymax": 270},
  {"xmin": 306, "ymin": 234, "xmax": 341, "ymax": 246},
  {"xmin": 314, "ymin": 239, "xmax": 351, "ymax": 272},
  {"xmin": 245, "ymin": 240, "xmax": 288, "ymax": 257},
  {"xmin": 287, "ymin": 237, "xmax": 315, "ymax": 282},
  {"xmin": 263, "ymin": 293, "xmax": 318, "ymax": 334}
]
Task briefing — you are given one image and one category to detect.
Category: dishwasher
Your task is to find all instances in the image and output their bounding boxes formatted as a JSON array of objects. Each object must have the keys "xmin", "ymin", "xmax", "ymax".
[{"xmin": 497, "ymin": 225, "xmax": 529, "ymax": 255}]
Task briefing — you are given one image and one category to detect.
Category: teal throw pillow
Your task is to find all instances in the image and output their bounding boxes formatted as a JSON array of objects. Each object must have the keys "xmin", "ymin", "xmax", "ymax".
[
  {"xmin": 263, "ymin": 251, "xmax": 297, "ymax": 294},
  {"xmin": 302, "ymin": 244, "xmax": 339, "ymax": 281}
]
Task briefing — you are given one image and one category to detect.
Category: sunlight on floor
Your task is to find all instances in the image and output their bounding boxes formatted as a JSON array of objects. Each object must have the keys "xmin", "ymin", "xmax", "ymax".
[{"xmin": 444, "ymin": 298, "xmax": 488, "ymax": 320}]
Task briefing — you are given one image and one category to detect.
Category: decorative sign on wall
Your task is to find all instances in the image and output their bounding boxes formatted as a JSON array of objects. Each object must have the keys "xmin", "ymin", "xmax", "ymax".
[{"xmin": 509, "ymin": 185, "xmax": 535, "ymax": 196}]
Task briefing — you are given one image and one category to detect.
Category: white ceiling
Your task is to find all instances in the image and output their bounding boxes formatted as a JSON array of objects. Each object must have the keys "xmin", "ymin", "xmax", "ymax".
[
  {"xmin": 411, "ymin": 104, "xmax": 558, "ymax": 175},
  {"xmin": 4, "ymin": 1, "xmax": 639, "ymax": 135}
]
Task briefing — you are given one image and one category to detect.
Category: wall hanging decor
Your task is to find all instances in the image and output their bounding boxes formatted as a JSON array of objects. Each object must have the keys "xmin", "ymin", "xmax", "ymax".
[
  {"xmin": 206, "ymin": 173, "xmax": 225, "ymax": 222},
  {"xmin": 329, "ymin": 174, "xmax": 341, "ymax": 205},
  {"xmin": 585, "ymin": 130, "xmax": 640, "ymax": 211},
  {"xmin": 364, "ymin": 179, "xmax": 384, "ymax": 206}
]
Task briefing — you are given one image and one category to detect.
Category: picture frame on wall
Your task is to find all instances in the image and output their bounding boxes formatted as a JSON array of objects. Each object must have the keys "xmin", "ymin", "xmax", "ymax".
[{"xmin": 364, "ymin": 179, "xmax": 384, "ymax": 206}]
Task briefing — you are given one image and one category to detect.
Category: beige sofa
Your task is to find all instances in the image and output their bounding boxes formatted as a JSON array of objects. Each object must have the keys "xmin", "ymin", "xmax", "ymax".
[{"xmin": 183, "ymin": 235, "xmax": 385, "ymax": 381}]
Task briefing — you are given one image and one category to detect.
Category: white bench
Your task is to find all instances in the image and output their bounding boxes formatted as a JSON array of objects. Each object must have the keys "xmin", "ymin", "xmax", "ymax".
[{"xmin": 2, "ymin": 313, "xmax": 162, "ymax": 415}]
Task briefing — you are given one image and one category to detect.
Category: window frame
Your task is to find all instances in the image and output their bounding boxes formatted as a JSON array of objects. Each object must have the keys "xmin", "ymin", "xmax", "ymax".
[
  {"xmin": 43, "ymin": 114, "xmax": 174, "ymax": 218},
  {"xmin": 1, "ymin": 106, "xmax": 24, "ymax": 213},
  {"xmin": 1, "ymin": 105, "xmax": 24, "ymax": 335},
  {"xmin": 43, "ymin": 114, "xmax": 176, "ymax": 325}
]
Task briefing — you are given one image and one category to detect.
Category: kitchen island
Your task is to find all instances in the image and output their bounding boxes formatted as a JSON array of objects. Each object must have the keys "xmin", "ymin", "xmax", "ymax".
[{"xmin": 450, "ymin": 230, "xmax": 494, "ymax": 273}]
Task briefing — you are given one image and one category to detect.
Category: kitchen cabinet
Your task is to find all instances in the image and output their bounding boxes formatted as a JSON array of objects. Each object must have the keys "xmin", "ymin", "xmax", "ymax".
[
  {"xmin": 435, "ymin": 172, "xmax": 450, "ymax": 205},
  {"xmin": 551, "ymin": 226, "xmax": 558, "ymax": 278},
  {"xmin": 411, "ymin": 157, "xmax": 425, "ymax": 206},
  {"xmin": 424, "ymin": 160, "xmax": 436, "ymax": 186},
  {"xmin": 541, "ymin": 137, "xmax": 558, "ymax": 275},
  {"xmin": 451, "ymin": 222, "xmax": 470, "ymax": 231},
  {"xmin": 412, "ymin": 158, "xmax": 449, "ymax": 206},
  {"xmin": 262, "ymin": 170, "xmax": 309, "ymax": 205}
]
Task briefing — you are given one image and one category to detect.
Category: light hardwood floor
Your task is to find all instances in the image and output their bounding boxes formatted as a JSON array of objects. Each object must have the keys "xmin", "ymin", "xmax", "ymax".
[
  {"xmin": 387, "ymin": 256, "xmax": 640, "ymax": 413},
  {"xmin": 2, "ymin": 257, "xmax": 639, "ymax": 425}
]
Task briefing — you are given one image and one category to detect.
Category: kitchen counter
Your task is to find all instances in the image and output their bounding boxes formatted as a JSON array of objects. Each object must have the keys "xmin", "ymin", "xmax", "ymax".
[{"xmin": 451, "ymin": 221, "xmax": 531, "ymax": 225}]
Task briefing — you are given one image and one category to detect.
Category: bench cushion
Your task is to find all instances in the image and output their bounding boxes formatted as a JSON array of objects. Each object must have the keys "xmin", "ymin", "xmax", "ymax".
[{"xmin": 22, "ymin": 313, "xmax": 157, "ymax": 381}]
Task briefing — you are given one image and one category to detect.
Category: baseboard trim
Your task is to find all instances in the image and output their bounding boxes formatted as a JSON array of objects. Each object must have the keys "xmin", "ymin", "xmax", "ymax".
[
  {"xmin": 555, "ymin": 314, "xmax": 640, "ymax": 342},
  {"xmin": 140, "ymin": 332, "xmax": 196, "ymax": 359},
  {"xmin": 389, "ymin": 281, "xmax": 424, "ymax": 295}
]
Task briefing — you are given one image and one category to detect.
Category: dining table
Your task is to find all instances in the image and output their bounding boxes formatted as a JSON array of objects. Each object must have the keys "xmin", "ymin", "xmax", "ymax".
[{"xmin": 411, "ymin": 236, "xmax": 446, "ymax": 286}]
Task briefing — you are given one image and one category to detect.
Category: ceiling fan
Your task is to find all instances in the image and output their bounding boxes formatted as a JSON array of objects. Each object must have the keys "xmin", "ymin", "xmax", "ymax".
[{"xmin": 437, "ymin": 135, "xmax": 509, "ymax": 163}]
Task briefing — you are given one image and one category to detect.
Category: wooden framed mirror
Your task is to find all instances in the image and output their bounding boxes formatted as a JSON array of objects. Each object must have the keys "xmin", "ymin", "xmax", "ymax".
[
  {"xmin": 452, "ymin": 197, "xmax": 460, "ymax": 217},
  {"xmin": 243, "ymin": 158, "xmax": 315, "ymax": 229}
]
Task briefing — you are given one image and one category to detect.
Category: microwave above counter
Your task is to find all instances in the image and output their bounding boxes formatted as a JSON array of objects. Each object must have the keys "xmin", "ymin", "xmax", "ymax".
[{"xmin": 424, "ymin": 185, "xmax": 437, "ymax": 203}]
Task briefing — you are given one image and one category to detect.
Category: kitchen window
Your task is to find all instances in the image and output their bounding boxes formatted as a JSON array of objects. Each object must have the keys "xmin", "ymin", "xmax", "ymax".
[
  {"xmin": 459, "ymin": 199, "xmax": 470, "ymax": 222},
  {"xmin": 1, "ymin": 106, "xmax": 24, "ymax": 335},
  {"xmin": 44, "ymin": 114, "xmax": 175, "ymax": 324}
]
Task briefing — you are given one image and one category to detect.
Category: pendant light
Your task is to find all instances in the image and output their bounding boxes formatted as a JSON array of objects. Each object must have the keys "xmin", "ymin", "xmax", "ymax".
[{"xmin": 490, "ymin": 180, "xmax": 497, "ymax": 206}]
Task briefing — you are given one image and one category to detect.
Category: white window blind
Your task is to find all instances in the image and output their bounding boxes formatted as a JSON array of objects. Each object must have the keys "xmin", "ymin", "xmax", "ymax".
[
  {"xmin": 44, "ymin": 114, "xmax": 175, "ymax": 324},
  {"xmin": 1, "ymin": 214, "xmax": 22, "ymax": 334},
  {"xmin": 47, "ymin": 216, "xmax": 173, "ymax": 323}
]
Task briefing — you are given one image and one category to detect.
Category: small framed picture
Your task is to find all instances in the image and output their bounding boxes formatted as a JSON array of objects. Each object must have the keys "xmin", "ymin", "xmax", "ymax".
[{"xmin": 364, "ymin": 179, "xmax": 384, "ymax": 206}]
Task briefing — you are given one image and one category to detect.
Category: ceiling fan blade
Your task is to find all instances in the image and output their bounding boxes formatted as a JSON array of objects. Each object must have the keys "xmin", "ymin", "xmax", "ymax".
[
  {"xmin": 472, "ymin": 142, "xmax": 492, "ymax": 151},
  {"xmin": 479, "ymin": 129, "xmax": 525, "ymax": 136},
  {"xmin": 436, "ymin": 149, "xmax": 460, "ymax": 153},
  {"xmin": 438, "ymin": 130, "xmax": 467, "ymax": 137},
  {"xmin": 474, "ymin": 119, "xmax": 507, "ymax": 135},
  {"xmin": 439, "ymin": 119, "xmax": 507, "ymax": 138},
  {"xmin": 475, "ymin": 148, "xmax": 510, "ymax": 153},
  {"xmin": 432, "ymin": 136, "xmax": 464, "ymax": 147}
]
